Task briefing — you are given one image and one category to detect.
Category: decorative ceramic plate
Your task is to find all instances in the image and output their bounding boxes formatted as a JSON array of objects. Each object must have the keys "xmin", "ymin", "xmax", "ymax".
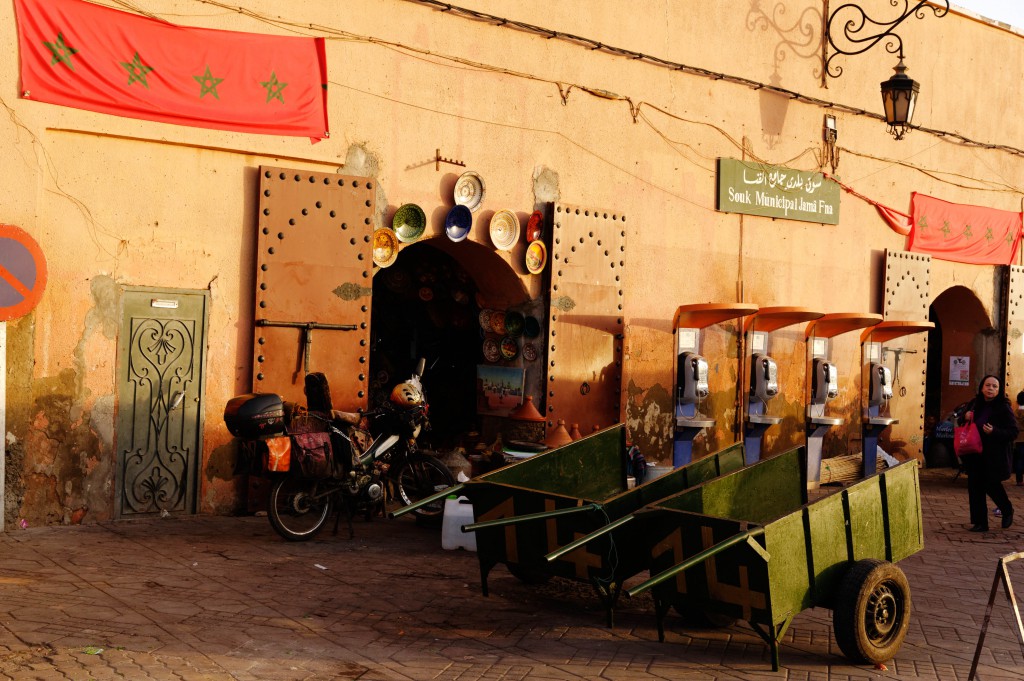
[
  {"xmin": 523, "ymin": 315, "xmax": 541, "ymax": 338},
  {"xmin": 489, "ymin": 210, "xmax": 520, "ymax": 251},
  {"xmin": 490, "ymin": 310, "xmax": 506, "ymax": 335},
  {"xmin": 372, "ymin": 228, "xmax": 400, "ymax": 268},
  {"xmin": 525, "ymin": 240, "xmax": 547, "ymax": 274},
  {"xmin": 504, "ymin": 311, "xmax": 525, "ymax": 337},
  {"xmin": 392, "ymin": 203, "xmax": 426, "ymax": 243},
  {"xmin": 482, "ymin": 338, "xmax": 500, "ymax": 363},
  {"xmin": 454, "ymin": 171, "xmax": 486, "ymax": 213},
  {"xmin": 503, "ymin": 450, "xmax": 537, "ymax": 460},
  {"xmin": 522, "ymin": 342, "xmax": 538, "ymax": 361},
  {"xmin": 500, "ymin": 336, "xmax": 519, "ymax": 360},
  {"xmin": 479, "ymin": 309, "xmax": 493, "ymax": 330},
  {"xmin": 445, "ymin": 205, "xmax": 473, "ymax": 242},
  {"xmin": 526, "ymin": 210, "xmax": 544, "ymax": 242}
]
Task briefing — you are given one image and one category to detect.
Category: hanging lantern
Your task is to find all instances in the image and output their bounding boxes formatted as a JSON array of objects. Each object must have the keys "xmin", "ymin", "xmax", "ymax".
[{"xmin": 880, "ymin": 58, "xmax": 920, "ymax": 141}]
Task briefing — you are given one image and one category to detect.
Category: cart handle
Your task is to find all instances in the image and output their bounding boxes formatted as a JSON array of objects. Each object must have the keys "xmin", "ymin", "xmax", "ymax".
[
  {"xmin": 626, "ymin": 528, "xmax": 767, "ymax": 598},
  {"xmin": 462, "ymin": 503, "xmax": 600, "ymax": 532},
  {"xmin": 389, "ymin": 483, "xmax": 465, "ymax": 518},
  {"xmin": 545, "ymin": 514, "xmax": 635, "ymax": 563}
]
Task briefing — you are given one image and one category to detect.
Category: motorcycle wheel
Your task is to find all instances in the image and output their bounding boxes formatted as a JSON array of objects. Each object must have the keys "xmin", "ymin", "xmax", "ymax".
[
  {"xmin": 395, "ymin": 454, "xmax": 455, "ymax": 523},
  {"xmin": 267, "ymin": 476, "xmax": 333, "ymax": 541}
]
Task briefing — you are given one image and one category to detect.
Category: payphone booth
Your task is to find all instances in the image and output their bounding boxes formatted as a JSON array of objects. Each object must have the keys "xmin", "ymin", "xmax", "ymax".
[
  {"xmin": 742, "ymin": 307, "xmax": 824, "ymax": 465},
  {"xmin": 673, "ymin": 303, "xmax": 758, "ymax": 467},
  {"xmin": 805, "ymin": 313, "xmax": 882, "ymax": 489},
  {"xmin": 859, "ymin": 320, "xmax": 934, "ymax": 478}
]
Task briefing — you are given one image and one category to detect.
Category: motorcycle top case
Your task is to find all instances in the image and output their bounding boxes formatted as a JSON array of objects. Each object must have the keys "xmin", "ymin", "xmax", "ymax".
[{"xmin": 224, "ymin": 393, "xmax": 286, "ymax": 438}]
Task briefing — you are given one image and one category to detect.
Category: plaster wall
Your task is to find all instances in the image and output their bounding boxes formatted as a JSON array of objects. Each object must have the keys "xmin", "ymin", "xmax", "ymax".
[{"xmin": 1, "ymin": 0, "xmax": 1023, "ymax": 524}]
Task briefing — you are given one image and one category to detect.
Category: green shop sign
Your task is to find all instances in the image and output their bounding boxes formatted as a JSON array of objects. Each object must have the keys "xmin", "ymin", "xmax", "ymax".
[{"xmin": 717, "ymin": 159, "xmax": 840, "ymax": 225}]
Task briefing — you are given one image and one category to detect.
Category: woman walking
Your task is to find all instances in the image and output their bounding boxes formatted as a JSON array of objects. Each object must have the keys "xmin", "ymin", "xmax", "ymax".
[{"xmin": 961, "ymin": 374, "xmax": 1018, "ymax": 532}]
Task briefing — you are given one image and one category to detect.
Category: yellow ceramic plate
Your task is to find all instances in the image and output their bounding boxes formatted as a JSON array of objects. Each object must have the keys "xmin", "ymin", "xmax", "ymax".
[
  {"xmin": 525, "ymin": 240, "xmax": 547, "ymax": 274},
  {"xmin": 373, "ymin": 228, "xmax": 399, "ymax": 268}
]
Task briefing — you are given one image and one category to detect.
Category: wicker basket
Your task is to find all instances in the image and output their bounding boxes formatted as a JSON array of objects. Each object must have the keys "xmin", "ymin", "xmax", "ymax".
[{"xmin": 820, "ymin": 453, "xmax": 885, "ymax": 485}]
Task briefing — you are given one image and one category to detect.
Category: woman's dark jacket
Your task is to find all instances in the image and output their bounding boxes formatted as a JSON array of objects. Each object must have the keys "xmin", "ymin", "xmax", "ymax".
[{"xmin": 963, "ymin": 396, "xmax": 1019, "ymax": 480}]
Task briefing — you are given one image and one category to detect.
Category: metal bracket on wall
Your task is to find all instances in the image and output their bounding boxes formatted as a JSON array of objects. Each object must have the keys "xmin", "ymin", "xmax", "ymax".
[
  {"xmin": 435, "ymin": 148, "xmax": 466, "ymax": 171},
  {"xmin": 255, "ymin": 319, "xmax": 358, "ymax": 375}
]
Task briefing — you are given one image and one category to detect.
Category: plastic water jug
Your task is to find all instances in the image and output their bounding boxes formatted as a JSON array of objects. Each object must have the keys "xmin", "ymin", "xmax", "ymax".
[{"xmin": 442, "ymin": 495, "xmax": 477, "ymax": 551}]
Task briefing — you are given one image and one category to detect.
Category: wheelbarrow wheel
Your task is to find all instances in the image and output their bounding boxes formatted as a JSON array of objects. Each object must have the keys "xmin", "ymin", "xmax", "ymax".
[
  {"xmin": 507, "ymin": 563, "xmax": 553, "ymax": 584},
  {"xmin": 833, "ymin": 558, "xmax": 911, "ymax": 664},
  {"xmin": 267, "ymin": 477, "xmax": 332, "ymax": 542}
]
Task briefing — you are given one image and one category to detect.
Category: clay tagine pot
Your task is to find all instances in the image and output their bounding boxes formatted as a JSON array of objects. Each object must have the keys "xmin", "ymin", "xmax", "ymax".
[
  {"xmin": 509, "ymin": 395, "xmax": 545, "ymax": 422},
  {"xmin": 545, "ymin": 419, "xmax": 573, "ymax": 448}
]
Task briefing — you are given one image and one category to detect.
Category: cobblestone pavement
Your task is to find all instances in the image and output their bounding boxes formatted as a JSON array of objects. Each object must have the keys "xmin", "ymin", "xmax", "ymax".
[{"xmin": 1, "ymin": 468, "xmax": 1023, "ymax": 680}]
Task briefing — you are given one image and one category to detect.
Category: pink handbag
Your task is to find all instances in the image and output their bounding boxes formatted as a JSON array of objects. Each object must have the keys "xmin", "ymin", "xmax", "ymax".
[{"xmin": 954, "ymin": 417, "xmax": 983, "ymax": 457}]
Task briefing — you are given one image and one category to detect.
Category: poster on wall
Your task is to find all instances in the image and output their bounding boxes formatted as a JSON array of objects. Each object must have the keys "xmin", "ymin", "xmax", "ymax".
[
  {"xmin": 949, "ymin": 356, "xmax": 970, "ymax": 386},
  {"xmin": 477, "ymin": 365, "xmax": 524, "ymax": 415}
]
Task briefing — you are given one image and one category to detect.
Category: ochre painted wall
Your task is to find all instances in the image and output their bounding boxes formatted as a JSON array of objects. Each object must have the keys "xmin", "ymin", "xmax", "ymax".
[{"xmin": 2, "ymin": 1, "xmax": 1023, "ymax": 525}]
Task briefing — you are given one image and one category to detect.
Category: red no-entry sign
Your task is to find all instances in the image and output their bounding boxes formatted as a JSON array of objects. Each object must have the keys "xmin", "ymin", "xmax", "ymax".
[{"xmin": 0, "ymin": 224, "xmax": 47, "ymax": 321}]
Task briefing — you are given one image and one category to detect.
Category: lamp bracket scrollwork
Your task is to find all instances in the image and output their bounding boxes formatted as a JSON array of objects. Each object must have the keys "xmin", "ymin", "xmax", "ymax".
[{"xmin": 824, "ymin": 0, "xmax": 949, "ymax": 79}]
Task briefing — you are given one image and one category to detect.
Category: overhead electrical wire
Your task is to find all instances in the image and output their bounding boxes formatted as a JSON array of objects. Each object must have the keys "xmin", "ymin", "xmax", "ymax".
[{"xmin": 403, "ymin": 0, "xmax": 1024, "ymax": 170}]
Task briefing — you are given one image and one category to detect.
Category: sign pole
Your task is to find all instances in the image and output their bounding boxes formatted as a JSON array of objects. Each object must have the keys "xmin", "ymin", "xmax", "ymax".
[
  {"xmin": 0, "ymin": 224, "xmax": 49, "ymax": 532},
  {"xmin": 0, "ymin": 322, "xmax": 5, "ymax": 533}
]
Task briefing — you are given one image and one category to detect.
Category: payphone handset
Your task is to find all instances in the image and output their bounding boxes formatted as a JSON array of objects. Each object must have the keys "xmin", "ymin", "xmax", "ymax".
[
  {"xmin": 750, "ymin": 353, "xmax": 779, "ymax": 402},
  {"xmin": 812, "ymin": 358, "xmax": 838, "ymax": 404},
  {"xmin": 869, "ymin": 362, "xmax": 893, "ymax": 406},
  {"xmin": 678, "ymin": 352, "xmax": 709, "ymax": 404}
]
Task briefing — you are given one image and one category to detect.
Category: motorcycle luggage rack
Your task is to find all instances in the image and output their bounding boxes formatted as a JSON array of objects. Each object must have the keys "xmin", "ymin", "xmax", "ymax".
[{"xmin": 256, "ymin": 319, "xmax": 359, "ymax": 374}]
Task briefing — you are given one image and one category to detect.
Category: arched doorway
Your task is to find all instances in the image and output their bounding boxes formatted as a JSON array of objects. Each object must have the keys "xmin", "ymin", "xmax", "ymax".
[
  {"xmin": 926, "ymin": 285, "xmax": 997, "ymax": 465},
  {"xmin": 369, "ymin": 238, "xmax": 528, "ymax": 449}
]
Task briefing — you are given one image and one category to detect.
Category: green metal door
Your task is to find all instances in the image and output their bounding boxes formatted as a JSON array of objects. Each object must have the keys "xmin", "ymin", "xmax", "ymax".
[{"xmin": 115, "ymin": 288, "xmax": 208, "ymax": 517}]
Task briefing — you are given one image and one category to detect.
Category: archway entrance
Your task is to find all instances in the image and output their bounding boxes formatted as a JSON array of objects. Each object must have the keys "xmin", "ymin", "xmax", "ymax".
[
  {"xmin": 926, "ymin": 285, "xmax": 996, "ymax": 465},
  {"xmin": 369, "ymin": 238, "xmax": 528, "ymax": 449}
]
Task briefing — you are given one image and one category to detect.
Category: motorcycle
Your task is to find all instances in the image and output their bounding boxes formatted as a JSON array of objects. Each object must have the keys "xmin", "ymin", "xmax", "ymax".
[{"xmin": 224, "ymin": 359, "xmax": 455, "ymax": 541}]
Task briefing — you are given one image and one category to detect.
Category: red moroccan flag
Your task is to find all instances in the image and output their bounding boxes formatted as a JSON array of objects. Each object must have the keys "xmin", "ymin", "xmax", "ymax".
[
  {"xmin": 14, "ymin": 0, "xmax": 329, "ymax": 141},
  {"xmin": 908, "ymin": 193, "xmax": 1022, "ymax": 265}
]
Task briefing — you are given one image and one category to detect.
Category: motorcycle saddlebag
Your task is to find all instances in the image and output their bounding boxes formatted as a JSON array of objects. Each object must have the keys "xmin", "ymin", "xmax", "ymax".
[{"xmin": 224, "ymin": 393, "xmax": 286, "ymax": 439}]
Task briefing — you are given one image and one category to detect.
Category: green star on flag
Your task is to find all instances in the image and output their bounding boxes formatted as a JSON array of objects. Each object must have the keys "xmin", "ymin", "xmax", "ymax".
[
  {"xmin": 985, "ymin": 227, "xmax": 994, "ymax": 242},
  {"xmin": 963, "ymin": 224, "xmax": 973, "ymax": 239},
  {"xmin": 918, "ymin": 215, "xmax": 928, "ymax": 230},
  {"xmin": 44, "ymin": 33, "xmax": 78, "ymax": 70},
  {"xmin": 121, "ymin": 51, "xmax": 154, "ymax": 88},
  {"xmin": 940, "ymin": 221, "xmax": 951, "ymax": 237},
  {"xmin": 193, "ymin": 66, "xmax": 223, "ymax": 99},
  {"xmin": 261, "ymin": 71, "xmax": 287, "ymax": 103},
  {"xmin": 1007, "ymin": 232, "xmax": 1015, "ymax": 246}
]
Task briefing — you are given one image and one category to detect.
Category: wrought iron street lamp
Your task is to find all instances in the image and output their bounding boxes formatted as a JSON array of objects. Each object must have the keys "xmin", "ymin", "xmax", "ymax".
[
  {"xmin": 825, "ymin": 1, "xmax": 948, "ymax": 140},
  {"xmin": 880, "ymin": 58, "xmax": 919, "ymax": 140}
]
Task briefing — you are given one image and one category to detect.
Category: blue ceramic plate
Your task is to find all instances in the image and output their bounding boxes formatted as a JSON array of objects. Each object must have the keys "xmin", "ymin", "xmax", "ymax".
[{"xmin": 445, "ymin": 205, "xmax": 473, "ymax": 242}]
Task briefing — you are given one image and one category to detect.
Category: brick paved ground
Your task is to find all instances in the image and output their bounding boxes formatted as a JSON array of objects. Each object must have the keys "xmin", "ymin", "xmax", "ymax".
[{"xmin": 1, "ymin": 468, "xmax": 1023, "ymax": 680}]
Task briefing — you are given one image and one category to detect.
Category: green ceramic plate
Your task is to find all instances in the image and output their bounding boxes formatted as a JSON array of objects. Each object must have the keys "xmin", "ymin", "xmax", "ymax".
[{"xmin": 393, "ymin": 204, "xmax": 426, "ymax": 243}]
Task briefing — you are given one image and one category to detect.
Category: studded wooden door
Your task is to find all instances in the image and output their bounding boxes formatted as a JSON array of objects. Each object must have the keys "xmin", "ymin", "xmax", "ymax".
[
  {"xmin": 881, "ymin": 250, "xmax": 931, "ymax": 460},
  {"xmin": 545, "ymin": 204, "xmax": 626, "ymax": 434},
  {"xmin": 1002, "ymin": 266, "xmax": 1024, "ymax": 393},
  {"xmin": 253, "ymin": 166, "xmax": 375, "ymax": 408},
  {"xmin": 116, "ymin": 288, "xmax": 208, "ymax": 517}
]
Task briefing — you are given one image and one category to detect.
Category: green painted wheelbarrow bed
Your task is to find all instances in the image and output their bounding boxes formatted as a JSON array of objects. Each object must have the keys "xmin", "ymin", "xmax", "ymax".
[
  {"xmin": 395, "ymin": 423, "xmax": 746, "ymax": 625},
  {"xmin": 623, "ymin": 447, "xmax": 923, "ymax": 670}
]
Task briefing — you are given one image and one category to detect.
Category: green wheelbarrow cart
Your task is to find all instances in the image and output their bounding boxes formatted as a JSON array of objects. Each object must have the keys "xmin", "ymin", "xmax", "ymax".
[
  {"xmin": 621, "ymin": 446, "xmax": 922, "ymax": 670},
  {"xmin": 394, "ymin": 423, "xmax": 747, "ymax": 625}
]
